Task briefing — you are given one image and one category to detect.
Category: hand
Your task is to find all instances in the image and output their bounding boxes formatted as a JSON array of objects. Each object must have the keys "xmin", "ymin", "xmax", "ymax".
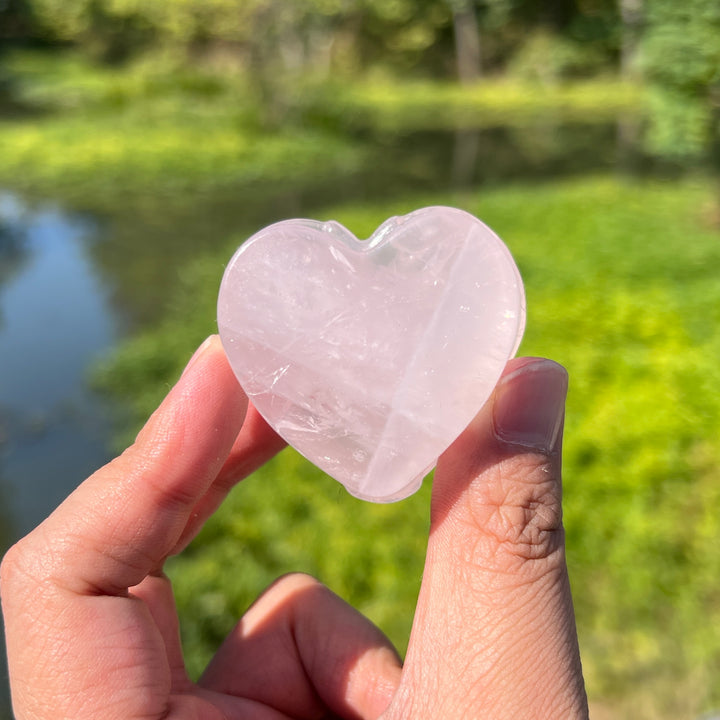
[{"xmin": 1, "ymin": 336, "xmax": 588, "ymax": 719}]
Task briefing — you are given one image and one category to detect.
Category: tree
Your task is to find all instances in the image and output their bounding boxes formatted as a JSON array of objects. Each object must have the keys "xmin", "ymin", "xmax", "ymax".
[
  {"xmin": 619, "ymin": 0, "xmax": 643, "ymax": 78},
  {"xmin": 447, "ymin": 0, "xmax": 482, "ymax": 83},
  {"xmin": 642, "ymin": 0, "xmax": 720, "ymax": 160},
  {"xmin": 0, "ymin": 0, "xmax": 36, "ymax": 40}
]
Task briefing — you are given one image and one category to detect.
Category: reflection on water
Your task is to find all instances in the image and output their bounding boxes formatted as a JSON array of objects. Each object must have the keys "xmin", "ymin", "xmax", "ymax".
[{"xmin": 0, "ymin": 193, "xmax": 121, "ymax": 540}]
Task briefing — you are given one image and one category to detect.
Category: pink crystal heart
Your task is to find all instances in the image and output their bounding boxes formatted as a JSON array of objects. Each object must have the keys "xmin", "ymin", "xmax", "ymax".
[{"xmin": 218, "ymin": 206, "xmax": 525, "ymax": 502}]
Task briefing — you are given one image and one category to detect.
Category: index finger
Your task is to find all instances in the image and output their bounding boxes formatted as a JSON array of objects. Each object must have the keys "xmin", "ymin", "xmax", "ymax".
[
  {"xmin": 20, "ymin": 335, "xmax": 250, "ymax": 596},
  {"xmin": 170, "ymin": 401, "xmax": 287, "ymax": 555}
]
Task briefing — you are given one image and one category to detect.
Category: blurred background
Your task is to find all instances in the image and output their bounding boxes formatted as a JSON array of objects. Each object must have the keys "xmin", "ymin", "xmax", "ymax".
[{"xmin": 1, "ymin": 1, "xmax": 719, "ymax": 718}]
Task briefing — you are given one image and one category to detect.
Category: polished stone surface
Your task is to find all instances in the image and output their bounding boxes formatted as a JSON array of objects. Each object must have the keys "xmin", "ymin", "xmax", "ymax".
[{"xmin": 218, "ymin": 207, "xmax": 525, "ymax": 502}]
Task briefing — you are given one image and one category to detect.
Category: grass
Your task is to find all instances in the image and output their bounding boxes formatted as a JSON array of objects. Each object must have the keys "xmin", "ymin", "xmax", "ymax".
[
  {"xmin": 0, "ymin": 115, "xmax": 360, "ymax": 202},
  {"xmin": 319, "ymin": 74, "xmax": 645, "ymax": 130},
  {"xmin": 95, "ymin": 175, "xmax": 720, "ymax": 719},
  {"xmin": 0, "ymin": 51, "xmax": 363, "ymax": 205}
]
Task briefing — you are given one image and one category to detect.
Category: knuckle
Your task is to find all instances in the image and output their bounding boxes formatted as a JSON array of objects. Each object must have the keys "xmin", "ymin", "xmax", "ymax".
[
  {"xmin": 0, "ymin": 543, "xmax": 18, "ymax": 593},
  {"xmin": 465, "ymin": 455, "xmax": 564, "ymax": 566},
  {"xmin": 256, "ymin": 572, "xmax": 322, "ymax": 604},
  {"xmin": 0, "ymin": 539, "xmax": 36, "ymax": 601},
  {"xmin": 267, "ymin": 571, "xmax": 323, "ymax": 595},
  {"xmin": 1, "ymin": 527, "xmax": 72, "ymax": 601}
]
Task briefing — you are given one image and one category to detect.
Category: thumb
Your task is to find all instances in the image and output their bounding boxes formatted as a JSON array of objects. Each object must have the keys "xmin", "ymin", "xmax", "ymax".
[{"xmin": 387, "ymin": 358, "xmax": 588, "ymax": 720}]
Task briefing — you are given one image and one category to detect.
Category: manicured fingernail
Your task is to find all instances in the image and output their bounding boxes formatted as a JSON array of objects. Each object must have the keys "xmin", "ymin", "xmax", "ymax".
[
  {"xmin": 493, "ymin": 359, "xmax": 568, "ymax": 454},
  {"xmin": 181, "ymin": 335, "xmax": 216, "ymax": 378}
]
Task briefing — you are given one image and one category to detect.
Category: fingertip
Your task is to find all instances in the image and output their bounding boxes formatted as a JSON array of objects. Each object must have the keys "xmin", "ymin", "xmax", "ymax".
[
  {"xmin": 431, "ymin": 356, "xmax": 567, "ymax": 542},
  {"xmin": 178, "ymin": 335, "xmax": 239, "ymax": 391},
  {"xmin": 180, "ymin": 334, "xmax": 217, "ymax": 378},
  {"xmin": 492, "ymin": 357, "xmax": 568, "ymax": 455},
  {"xmin": 436, "ymin": 357, "xmax": 566, "ymax": 474},
  {"xmin": 169, "ymin": 334, "xmax": 248, "ymax": 423}
]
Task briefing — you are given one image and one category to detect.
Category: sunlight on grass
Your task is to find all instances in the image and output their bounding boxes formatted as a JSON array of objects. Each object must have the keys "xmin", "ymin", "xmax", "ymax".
[{"xmin": 327, "ymin": 76, "xmax": 644, "ymax": 129}]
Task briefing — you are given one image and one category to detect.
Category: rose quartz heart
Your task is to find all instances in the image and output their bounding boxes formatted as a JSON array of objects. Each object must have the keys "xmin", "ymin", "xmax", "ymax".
[{"xmin": 218, "ymin": 206, "xmax": 525, "ymax": 502}]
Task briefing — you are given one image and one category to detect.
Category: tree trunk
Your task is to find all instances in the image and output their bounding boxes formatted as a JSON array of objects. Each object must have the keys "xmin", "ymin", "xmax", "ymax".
[
  {"xmin": 619, "ymin": 0, "xmax": 643, "ymax": 79},
  {"xmin": 452, "ymin": 129, "xmax": 480, "ymax": 186},
  {"xmin": 451, "ymin": 2, "xmax": 481, "ymax": 84}
]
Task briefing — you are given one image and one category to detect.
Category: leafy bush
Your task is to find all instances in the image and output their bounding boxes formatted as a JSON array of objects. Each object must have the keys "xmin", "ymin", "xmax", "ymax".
[{"xmin": 508, "ymin": 29, "xmax": 605, "ymax": 84}]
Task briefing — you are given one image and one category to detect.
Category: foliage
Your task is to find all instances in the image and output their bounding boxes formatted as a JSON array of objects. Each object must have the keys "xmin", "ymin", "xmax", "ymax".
[
  {"xmin": 8, "ymin": 0, "xmax": 624, "ymax": 80},
  {"xmin": 322, "ymin": 74, "xmax": 643, "ymax": 131},
  {"xmin": 0, "ymin": 52, "xmax": 364, "ymax": 205},
  {"xmin": 96, "ymin": 176, "xmax": 720, "ymax": 719},
  {"xmin": 507, "ymin": 28, "xmax": 606, "ymax": 84},
  {"xmin": 0, "ymin": 111, "xmax": 357, "ymax": 201},
  {"xmin": 0, "ymin": 0, "xmax": 35, "ymax": 40},
  {"xmin": 642, "ymin": 0, "xmax": 720, "ymax": 160},
  {"xmin": 17, "ymin": 0, "xmax": 455, "ymax": 72},
  {"xmin": 0, "ymin": 51, "xmax": 644, "ymax": 209}
]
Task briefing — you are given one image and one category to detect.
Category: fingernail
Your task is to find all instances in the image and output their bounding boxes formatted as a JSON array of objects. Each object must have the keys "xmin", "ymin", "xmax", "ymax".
[
  {"xmin": 181, "ymin": 335, "xmax": 216, "ymax": 378},
  {"xmin": 493, "ymin": 359, "xmax": 568, "ymax": 454}
]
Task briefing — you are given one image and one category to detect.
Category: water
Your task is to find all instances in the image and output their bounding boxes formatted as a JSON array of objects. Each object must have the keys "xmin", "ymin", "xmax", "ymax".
[
  {"xmin": 0, "ymin": 193, "xmax": 120, "ymax": 537},
  {"xmin": 0, "ymin": 119, "xmax": 658, "ymax": 717},
  {"xmin": 0, "ymin": 193, "xmax": 122, "ymax": 717}
]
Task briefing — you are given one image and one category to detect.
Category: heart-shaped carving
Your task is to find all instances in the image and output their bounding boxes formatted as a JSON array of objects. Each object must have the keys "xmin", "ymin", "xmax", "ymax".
[{"xmin": 218, "ymin": 207, "xmax": 525, "ymax": 502}]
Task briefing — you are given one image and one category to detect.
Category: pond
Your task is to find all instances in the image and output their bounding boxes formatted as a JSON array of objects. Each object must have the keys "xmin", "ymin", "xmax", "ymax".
[
  {"xmin": 0, "ymin": 194, "xmax": 120, "ymax": 539},
  {"xmin": 0, "ymin": 118, "xmax": 658, "ymax": 717},
  {"xmin": 0, "ymin": 194, "xmax": 121, "ymax": 718}
]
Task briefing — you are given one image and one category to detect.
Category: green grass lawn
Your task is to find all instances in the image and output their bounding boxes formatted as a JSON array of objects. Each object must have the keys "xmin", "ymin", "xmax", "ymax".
[{"xmin": 95, "ymin": 175, "xmax": 720, "ymax": 720}]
